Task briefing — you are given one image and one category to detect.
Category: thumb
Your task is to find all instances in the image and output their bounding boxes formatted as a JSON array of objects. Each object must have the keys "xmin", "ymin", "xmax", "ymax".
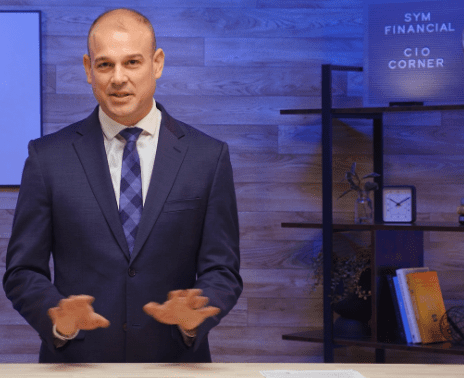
[
  {"xmin": 93, "ymin": 313, "xmax": 110, "ymax": 328},
  {"xmin": 47, "ymin": 307, "xmax": 59, "ymax": 323},
  {"xmin": 143, "ymin": 302, "xmax": 161, "ymax": 316},
  {"xmin": 76, "ymin": 312, "xmax": 110, "ymax": 330},
  {"xmin": 199, "ymin": 306, "xmax": 221, "ymax": 318}
]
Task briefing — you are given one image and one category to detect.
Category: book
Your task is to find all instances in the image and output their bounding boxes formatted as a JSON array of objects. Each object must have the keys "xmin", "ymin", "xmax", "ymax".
[
  {"xmin": 396, "ymin": 267, "xmax": 429, "ymax": 343},
  {"xmin": 378, "ymin": 274, "xmax": 403, "ymax": 342},
  {"xmin": 386, "ymin": 275, "xmax": 406, "ymax": 343},
  {"xmin": 406, "ymin": 271, "xmax": 448, "ymax": 344},
  {"xmin": 393, "ymin": 276, "xmax": 413, "ymax": 343}
]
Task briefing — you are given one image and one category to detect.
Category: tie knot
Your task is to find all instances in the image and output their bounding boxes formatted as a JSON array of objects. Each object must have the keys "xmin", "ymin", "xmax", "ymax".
[{"xmin": 119, "ymin": 127, "xmax": 143, "ymax": 143}]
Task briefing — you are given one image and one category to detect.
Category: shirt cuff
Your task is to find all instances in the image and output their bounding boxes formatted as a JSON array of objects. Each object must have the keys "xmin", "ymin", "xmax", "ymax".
[
  {"xmin": 178, "ymin": 326, "xmax": 197, "ymax": 347},
  {"xmin": 52, "ymin": 324, "xmax": 79, "ymax": 341}
]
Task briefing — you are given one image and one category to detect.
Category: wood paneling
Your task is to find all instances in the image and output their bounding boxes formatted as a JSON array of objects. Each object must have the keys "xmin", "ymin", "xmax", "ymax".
[
  {"xmin": 1, "ymin": 0, "xmax": 463, "ymax": 365},
  {"xmin": 0, "ymin": 270, "xmax": 29, "ymax": 325},
  {"xmin": 219, "ymin": 297, "xmax": 248, "ymax": 327},
  {"xmin": 205, "ymin": 38, "xmax": 363, "ymax": 67},
  {"xmin": 195, "ymin": 125, "xmax": 278, "ymax": 154},
  {"xmin": 240, "ymin": 269, "xmax": 318, "ymax": 299},
  {"xmin": 257, "ymin": 0, "xmax": 363, "ymax": 9},
  {"xmin": 41, "ymin": 6, "xmax": 104, "ymax": 37},
  {"xmin": 278, "ymin": 120, "xmax": 374, "ymax": 155},
  {"xmin": 0, "ymin": 239, "xmax": 8, "ymax": 268},
  {"xmin": 0, "ymin": 210, "xmax": 14, "ymax": 241},
  {"xmin": 384, "ymin": 124, "xmax": 464, "ymax": 155},
  {"xmin": 247, "ymin": 297, "xmax": 323, "ymax": 327},
  {"xmin": 384, "ymin": 155, "xmax": 464, "ymax": 185},
  {"xmin": 140, "ymin": 8, "xmax": 363, "ymax": 39},
  {"xmin": 208, "ymin": 326, "xmax": 323, "ymax": 359},
  {"xmin": 43, "ymin": 65, "xmax": 56, "ymax": 94},
  {"xmin": 0, "ymin": 325, "xmax": 41, "ymax": 354},
  {"xmin": 0, "ymin": 354, "xmax": 38, "ymax": 363},
  {"xmin": 240, "ymin": 239, "xmax": 317, "ymax": 270}
]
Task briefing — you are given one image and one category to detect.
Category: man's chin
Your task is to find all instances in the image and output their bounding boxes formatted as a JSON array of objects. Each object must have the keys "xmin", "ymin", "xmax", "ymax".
[{"xmin": 101, "ymin": 104, "xmax": 137, "ymax": 125}]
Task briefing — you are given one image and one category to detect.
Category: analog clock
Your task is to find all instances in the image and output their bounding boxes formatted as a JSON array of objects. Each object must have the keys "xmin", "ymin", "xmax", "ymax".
[{"xmin": 382, "ymin": 186, "xmax": 416, "ymax": 223}]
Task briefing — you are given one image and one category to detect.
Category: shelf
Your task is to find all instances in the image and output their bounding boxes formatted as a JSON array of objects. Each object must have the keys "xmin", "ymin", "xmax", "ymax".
[
  {"xmin": 280, "ymin": 64, "xmax": 464, "ymax": 363},
  {"xmin": 282, "ymin": 330, "xmax": 464, "ymax": 356},
  {"xmin": 280, "ymin": 104, "xmax": 464, "ymax": 116},
  {"xmin": 281, "ymin": 222, "xmax": 464, "ymax": 232}
]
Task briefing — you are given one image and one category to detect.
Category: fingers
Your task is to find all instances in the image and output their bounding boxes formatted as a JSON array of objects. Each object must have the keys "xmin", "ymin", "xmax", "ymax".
[
  {"xmin": 77, "ymin": 312, "xmax": 110, "ymax": 330},
  {"xmin": 198, "ymin": 306, "xmax": 221, "ymax": 318},
  {"xmin": 49, "ymin": 295, "xmax": 110, "ymax": 332},
  {"xmin": 167, "ymin": 288, "xmax": 202, "ymax": 300},
  {"xmin": 165, "ymin": 289, "xmax": 209, "ymax": 310},
  {"xmin": 47, "ymin": 306, "xmax": 59, "ymax": 323},
  {"xmin": 144, "ymin": 290, "xmax": 220, "ymax": 330},
  {"xmin": 59, "ymin": 295, "xmax": 95, "ymax": 312},
  {"xmin": 190, "ymin": 295, "xmax": 209, "ymax": 309},
  {"xmin": 185, "ymin": 289, "xmax": 203, "ymax": 307},
  {"xmin": 143, "ymin": 302, "xmax": 161, "ymax": 316},
  {"xmin": 167, "ymin": 290, "xmax": 182, "ymax": 300}
]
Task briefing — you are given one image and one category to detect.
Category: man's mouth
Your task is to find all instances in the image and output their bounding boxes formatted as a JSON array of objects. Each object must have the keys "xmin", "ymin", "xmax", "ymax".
[{"xmin": 110, "ymin": 93, "xmax": 132, "ymax": 98}]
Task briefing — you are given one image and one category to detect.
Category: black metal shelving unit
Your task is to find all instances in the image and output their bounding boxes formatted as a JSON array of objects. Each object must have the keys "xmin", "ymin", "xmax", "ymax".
[{"xmin": 280, "ymin": 64, "xmax": 464, "ymax": 363}]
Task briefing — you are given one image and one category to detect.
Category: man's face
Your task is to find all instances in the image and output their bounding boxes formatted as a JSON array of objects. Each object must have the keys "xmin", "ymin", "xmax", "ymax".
[{"xmin": 83, "ymin": 16, "xmax": 164, "ymax": 126}]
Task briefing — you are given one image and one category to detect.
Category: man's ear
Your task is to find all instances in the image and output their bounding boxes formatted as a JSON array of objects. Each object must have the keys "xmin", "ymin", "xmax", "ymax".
[
  {"xmin": 152, "ymin": 48, "xmax": 165, "ymax": 80},
  {"xmin": 83, "ymin": 54, "xmax": 92, "ymax": 84}
]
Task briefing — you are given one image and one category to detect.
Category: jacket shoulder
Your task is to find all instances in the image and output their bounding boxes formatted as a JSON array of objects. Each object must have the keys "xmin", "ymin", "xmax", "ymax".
[{"xmin": 32, "ymin": 109, "xmax": 98, "ymax": 150}]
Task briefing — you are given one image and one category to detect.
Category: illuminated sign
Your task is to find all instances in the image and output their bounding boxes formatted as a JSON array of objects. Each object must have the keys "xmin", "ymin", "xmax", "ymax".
[{"xmin": 364, "ymin": 0, "xmax": 464, "ymax": 106}]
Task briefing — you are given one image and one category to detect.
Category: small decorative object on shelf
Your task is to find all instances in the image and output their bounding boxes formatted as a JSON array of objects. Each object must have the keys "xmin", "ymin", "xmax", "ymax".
[
  {"xmin": 355, "ymin": 191, "xmax": 373, "ymax": 225},
  {"xmin": 440, "ymin": 306, "xmax": 464, "ymax": 346},
  {"xmin": 308, "ymin": 233, "xmax": 372, "ymax": 306},
  {"xmin": 339, "ymin": 162, "xmax": 380, "ymax": 224},
  {"xmin": 457, "ymin": 198, "xmax": 464, "ymax": 225},
  {"xmin": 382, "ymin": 186, "xmax": 416, "ymax": 223}
]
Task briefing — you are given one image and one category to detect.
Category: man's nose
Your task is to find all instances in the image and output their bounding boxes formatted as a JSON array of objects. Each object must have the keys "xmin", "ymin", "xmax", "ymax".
[{"xmin": 111, "ymin": 65, "xmax": 128, "ymax": 85}]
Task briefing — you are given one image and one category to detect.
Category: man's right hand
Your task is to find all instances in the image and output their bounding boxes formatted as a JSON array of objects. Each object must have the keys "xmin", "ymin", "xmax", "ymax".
[{"xmin": 48, "ymin": 295, "xmax": 110, "ymax": 337}]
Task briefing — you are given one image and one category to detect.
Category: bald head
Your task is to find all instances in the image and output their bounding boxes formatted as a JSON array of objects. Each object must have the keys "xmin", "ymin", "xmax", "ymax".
[{"xmin": 87, "ymin": 8, "xmax": 156, "ymax": 58}]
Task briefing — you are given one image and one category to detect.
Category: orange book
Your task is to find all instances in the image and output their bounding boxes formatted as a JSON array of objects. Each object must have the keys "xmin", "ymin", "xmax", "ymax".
[{"xmin": 406, "ymin": 271, "xmax": 447, "ymax": 344}]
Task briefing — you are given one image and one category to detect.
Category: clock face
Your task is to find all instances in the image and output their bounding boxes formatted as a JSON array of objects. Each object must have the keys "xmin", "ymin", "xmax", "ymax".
[{"xmin": 383, "ymin": 186, "xmax": 416, "ymax": 222}]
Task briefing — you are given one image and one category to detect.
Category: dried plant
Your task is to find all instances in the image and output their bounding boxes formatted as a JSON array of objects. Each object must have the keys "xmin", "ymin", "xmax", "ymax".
[
  {"xmin": 338, "ymin": 162, "xmax": 380, "ymax": 199},
  {"xmin": 307, "ymin": 234, "xmax": 372, "ymax": 304}
]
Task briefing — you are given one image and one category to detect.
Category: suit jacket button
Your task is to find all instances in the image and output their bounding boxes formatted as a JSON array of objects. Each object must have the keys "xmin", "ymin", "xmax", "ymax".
[
  {"xmin": 128, "ymin": 268, "xmax": 136, "ymax": 277},
  {"xmin": 123, "ymin": 323, "xmax": 127, "ymax": 331}
]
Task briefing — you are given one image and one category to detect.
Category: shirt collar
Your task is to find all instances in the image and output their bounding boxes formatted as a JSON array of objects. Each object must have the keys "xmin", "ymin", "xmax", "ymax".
[{"xmin": 99, "ymin": 99, "xmax": 161, "ymax": 140}]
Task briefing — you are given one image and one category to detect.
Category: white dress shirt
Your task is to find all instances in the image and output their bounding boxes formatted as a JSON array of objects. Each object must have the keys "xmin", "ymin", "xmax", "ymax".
[{"xmin": 99, "ymin": 98, "xmax": 161, "ymax": 207}]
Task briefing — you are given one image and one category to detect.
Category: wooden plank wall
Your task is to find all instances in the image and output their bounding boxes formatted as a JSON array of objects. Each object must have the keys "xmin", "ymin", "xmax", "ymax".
[{"xmin": 0, "ymin": 0, "xmax": 463, "ymax": 364}]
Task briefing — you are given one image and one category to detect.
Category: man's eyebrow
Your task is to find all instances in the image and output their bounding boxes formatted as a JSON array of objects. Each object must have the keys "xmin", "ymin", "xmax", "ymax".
[
  {"xmin": 93, "ymin": 56, "xmax": 110, "ymax": 64},
  {"xmin": 126, "ymin": 54, "xmax": 144, "ymax": 60},
  {"xmin": 93, "ymin": 54, "xmax": 144, "ymax": 64}
]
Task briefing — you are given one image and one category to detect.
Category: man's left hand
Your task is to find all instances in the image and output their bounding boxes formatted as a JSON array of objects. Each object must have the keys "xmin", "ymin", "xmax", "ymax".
[{"xmin": 143, "ymin": 289, "xmax": 220, "ymax": 332}]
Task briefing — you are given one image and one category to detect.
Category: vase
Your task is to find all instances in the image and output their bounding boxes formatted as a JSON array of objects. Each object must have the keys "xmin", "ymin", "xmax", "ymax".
[{"xmin": 354, "ymin": 191, "xmax": 373, "ymax": 224}]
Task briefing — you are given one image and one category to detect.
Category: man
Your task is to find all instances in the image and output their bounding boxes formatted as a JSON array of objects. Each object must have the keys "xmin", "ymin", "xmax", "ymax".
[{"xmin": 3, "ymin": 8, "xmax": 242, "ymax": 363}]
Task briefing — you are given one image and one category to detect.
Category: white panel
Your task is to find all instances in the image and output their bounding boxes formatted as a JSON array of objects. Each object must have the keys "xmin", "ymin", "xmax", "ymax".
[{"xmin": 0, "ymin": 12, "xmax": 41, "ymax": 186}]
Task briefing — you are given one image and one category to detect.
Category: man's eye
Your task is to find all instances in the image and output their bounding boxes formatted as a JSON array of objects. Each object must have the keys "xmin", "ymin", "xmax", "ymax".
[
  {"xmin": 97, "ymin": 62, "xmax": 110, "ymax": 68},
  {"xmin": 127, "ymin": 60, "xmax": 139, "ymax": 66}
]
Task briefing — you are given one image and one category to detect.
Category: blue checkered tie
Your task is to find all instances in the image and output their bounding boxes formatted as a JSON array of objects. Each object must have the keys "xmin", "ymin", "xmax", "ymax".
[{"xmin": 119, "ymin": 127, "xmax": 143, "ymax": 255}]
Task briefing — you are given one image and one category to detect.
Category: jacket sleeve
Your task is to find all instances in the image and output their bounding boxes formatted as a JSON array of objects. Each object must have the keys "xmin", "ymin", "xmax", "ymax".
[
  {"xmin": 190, "ymin": 142, "xmax": 243, "ymax": 351},
  {"xmin": 3, "ymin": 140, "xmax": 65, "ymax": 353}
]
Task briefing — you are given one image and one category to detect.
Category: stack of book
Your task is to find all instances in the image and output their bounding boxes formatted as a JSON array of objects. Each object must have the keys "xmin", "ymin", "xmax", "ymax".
[{"xmin": 388, "ymin": 267, "xmax": 448, "ymax": 344}]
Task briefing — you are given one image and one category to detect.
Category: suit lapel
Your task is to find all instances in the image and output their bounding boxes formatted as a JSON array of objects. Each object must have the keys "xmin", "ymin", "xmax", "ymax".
[
  {"xmin": 72, "ymin": 107, "xmax": 130, "ymax": 260},
  {"xmin": 131, "ymin": 104, "xmax": 188, "ymax": 262}
]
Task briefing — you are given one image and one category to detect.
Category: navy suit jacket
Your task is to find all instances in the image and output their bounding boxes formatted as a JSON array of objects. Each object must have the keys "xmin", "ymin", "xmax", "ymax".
[{"xmin": 3, "ymin": 102, "xmax": 242, "ymax": 363}]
